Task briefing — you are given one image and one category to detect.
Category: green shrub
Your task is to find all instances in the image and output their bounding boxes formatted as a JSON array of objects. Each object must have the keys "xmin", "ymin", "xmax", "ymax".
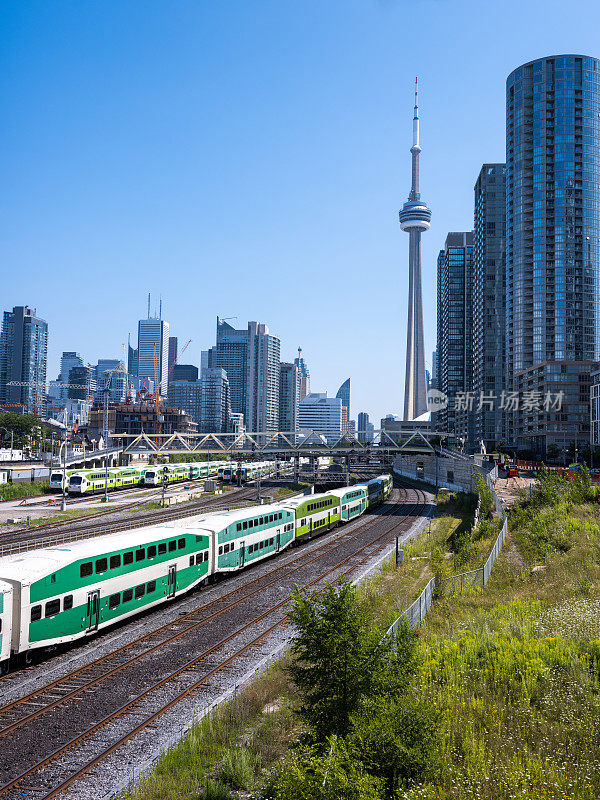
[
  {"xmin": 194, "ymin": 779, "xmax": 233, "ymax": 800},
  {"xmin": 218, "ymin": 746, "xmax": 257, "ymax": 789}
]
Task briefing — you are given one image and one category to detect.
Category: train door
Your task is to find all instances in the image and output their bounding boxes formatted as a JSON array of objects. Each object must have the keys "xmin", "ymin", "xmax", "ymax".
[
  {"xmin": 167, "ymin": 565, "xmax": 177, "ymax": 598},
  {"xmin": 85, "ymin": 590, "xmax": 100, "ymax": 632},
  {"xmin": 276, "ymin": 531, "xmax": 281, "ymax": 551},
  {"xmin": 328, "ymin": 511, "xmax": 331, "ymax": 529},
  {"xmin": 239, "ymin": 541, "xmax": 245, "ymax": 568}
]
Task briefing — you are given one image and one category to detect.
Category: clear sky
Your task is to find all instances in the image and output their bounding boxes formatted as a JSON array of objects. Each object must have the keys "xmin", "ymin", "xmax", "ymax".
[{"xmin": 2, "ymin": 0, "xmax": 600, "ymax": 426}]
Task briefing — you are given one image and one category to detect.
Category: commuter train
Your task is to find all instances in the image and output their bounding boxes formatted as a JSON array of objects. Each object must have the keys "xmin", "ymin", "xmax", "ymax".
[
  {"xmin": 66, "ymin": 461, "xmax": 230, "ymax": 495},
  {"xmin": 0, "ymin": 474, "xmax": 392, "ymax": 672},
  {"xmin": 221, "ymin": 460, "xmax": 293, "ymax": 484}
]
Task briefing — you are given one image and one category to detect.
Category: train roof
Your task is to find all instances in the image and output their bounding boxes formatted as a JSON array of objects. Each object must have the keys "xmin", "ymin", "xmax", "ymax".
[
  {"xmin": 327, "ymin": 485, "xmax": 367, "ymax": 499},
  {"xmin": 279, "ymin": 490, "xmax": 337, "ymax": 509}
]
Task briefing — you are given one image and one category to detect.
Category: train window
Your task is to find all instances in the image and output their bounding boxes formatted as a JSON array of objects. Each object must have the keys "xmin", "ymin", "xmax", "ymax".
[
  {"xmin": 110, "ymin": 555, "xmax": 121, "ymax": 569},
  {"xmin": 109, "ymin": 593, "xmax": 120, "ymax": 610},
  {"xmin": 147, "ymin": 545, "xmax": 157, "ymax": 559},
  {"xmin": 63, "ymin": 595, "xmax": 73, "ymax": 610},
  {"xmin": 147, "ymin": 581, "xmax": 156, "ymax": 593},
  {"xmin": 259, "ymin": 517, "xmax": 264, "ymax": 525},
  {"xmin": 45, "ymin": 599, "xmax": 60, "ymax": 617},
  {"xmin": 195, "ymin": 554, "xmax": 202, "ymax": 564},
  {"xmin": 31, "ymin": 605, "xmax": 42, "ymax": 621},
  {"xmin": 168, "ymin": 540, "xmax": 177, "ymax": 552},
  {"xmin": 189, "ymin": 556, "xmax": 194, "ymax": 566},
  {"xmin": 219, "ymin": 546, "xmax": 223, "ymax": 555},
  {"xmin": 123, "ymin": 552, "xmax": 134, "ymax": 565},
  {"xmin": 134, "ymin": 584, "xmax": 145, "ymax": 599},
  {"xmin": 178, "ymin": 538, "xmax": 186, "ymax": 549},
  {"xmin": 80, "ymin": 562, "xmax": 93, "ymax": 578},
  {"xmin": 269, "ymin": 514, "xmax": 273, "ymax": 523},
  {"xmin": 260, "ymin": 541, "xmax": 264, "ymax": 549},
  {"xmin": 123, "ymin": 588, "xmax": 133, "ymax": 602},
  {"xmin": 135, "ymin": 549, "xmax": 145, "ymax": 562},
  {"xmin": 242, "ymin": 521, "xmax": 247, "ymax": 530},
  {"xmin": 158, "ymin": 543, "xmax": 167, "ymax": 555},
  {"xmin": 96, "ymin": 558, "xmax": 108, "ymax": 573},
  {"xmin": 50, "ymin": 573, "xmax": 56, "ymax": 583},
  {"xmin": 236, "ymin": 523, "xmax": 242, "ymax": 532},
  {"xmin": 204, "ymin": 551, "xmax": 209, "ymax": 561}
]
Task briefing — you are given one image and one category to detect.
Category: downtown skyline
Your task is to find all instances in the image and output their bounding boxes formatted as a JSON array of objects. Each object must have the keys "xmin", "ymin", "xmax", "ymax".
[{"xmin": 3, "ymin": 0, "xmax": 600, "ymax": 425}]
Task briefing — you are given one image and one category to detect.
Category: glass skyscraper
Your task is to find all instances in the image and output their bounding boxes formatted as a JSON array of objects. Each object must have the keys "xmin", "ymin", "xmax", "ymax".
[
  {"xmin": 436, "ymin": 232, "xmax": 475, "ymax": 446},
  {"xmin": 506, "ymin": 55, "xmax": 600, "ymax": 454},
  {"xmin": 0, "ymin": 306, "xmax": 48, "ymax": 413}
]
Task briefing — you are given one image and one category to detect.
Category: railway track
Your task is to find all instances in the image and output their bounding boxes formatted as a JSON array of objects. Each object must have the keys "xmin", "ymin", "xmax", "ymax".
[
  {"xmin": 0, "ymin": 486, "xmax": 261, "ymax": 554},
  {"xmin": 0, "ymin": 484, "xmax": 429, "ymax": 800}
]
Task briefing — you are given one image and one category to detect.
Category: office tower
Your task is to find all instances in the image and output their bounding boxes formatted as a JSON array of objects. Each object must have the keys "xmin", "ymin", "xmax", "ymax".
[
  {"xmin": 171, "ymin": 364, "xmax": 199, "ymax": 382},
  {"xmin": 431, "ymin": 349, "xmax": 438, "ymax": 389},
  {"xmin": 98, "ymin": 362, "xmax": 133, "ymax": 403},
  {"xmin": 200, "ymin": 367, "xmax": 231, "ymax": 433},
  {"xmin": 137, "ymin": 315, "xmax": 169, "ymax": 395},
  {"xmin": 95, "ymin": 359, "xmax": 120, "ymax": 384},
  {"xmin": 168, "ymin": 336, "xmax": 178, "ymax": 379},
  {"xmin": 168, "ymin": 380, "xmax": 203, "ymax": 427},
  {"xmin": 200, "ymin": 350, "xmax": 209, "ymax": 373},
  {"xmin": 279, "ymin": 362, "xmax": 299, "ymax": 432},
  {"xmin": 0, "ymin": 306, "xmax": 48, "ymax": 412},
  {"xmin": 336, "ymin": 378, "xmax": 351, "ymax": 431},
  {"xmin": 436, "ymin": 232, "xmax": 475, "ymax": 445},
  {"xmin": 399, "ymin": 79, "xmax": 431, "ymax": 421},
  {"xmin": 294, "ymin": 347, "xmax": 310, "ymax": 400},
  {"xmin": 298, "ymin": 393, "xmax": 342, "ymax": 441},
  {"xmin": 58, "ymin": 352, "xmax": 84, "ymax": 399},
  {"xmin": 506, "ymin": 55, "xmax": 600, "ymax": 455},
  {"xmin": 68, "ymin": 365, "xmax": 96, "ymax": 401},
  {"xmin": 473, "ymin": 164, "xmax": 507, "ymax": 450},
  {"xmin": 127, "ymin": 336, "xmax": 138, "ymax": 377},
  {"xmin": 208, "ymin": 318, "xmax": 281, "ymax": 431}
]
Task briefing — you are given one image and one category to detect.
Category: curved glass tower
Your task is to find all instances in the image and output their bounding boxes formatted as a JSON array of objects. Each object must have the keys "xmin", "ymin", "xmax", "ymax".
[{"xmin": 506, "ymin": 55, "xmax": 600, "ymax": 453}]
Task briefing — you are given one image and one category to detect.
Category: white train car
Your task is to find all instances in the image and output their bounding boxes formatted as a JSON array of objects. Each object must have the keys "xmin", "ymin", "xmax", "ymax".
[{"xmin": 0, "ymin": 580, "xmax": 13, "ymax": 674}]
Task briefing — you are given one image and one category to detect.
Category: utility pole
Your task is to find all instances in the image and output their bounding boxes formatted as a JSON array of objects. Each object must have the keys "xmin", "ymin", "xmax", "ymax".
[
  {"xmin": 256, "ymin": 465, "xmax": 261, "ymax": 503},
  {"xmin": 104, "ymin": 455, "xmax": 109, "ymax": 503},
  {"xmin": 60, "ymin": 433, "xmax": 67, "ymax": 512}
]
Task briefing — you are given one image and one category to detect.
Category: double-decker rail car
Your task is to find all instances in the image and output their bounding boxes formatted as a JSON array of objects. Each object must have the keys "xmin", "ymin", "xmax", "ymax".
[
  {"xmin": 143, "ymin": 463, "xmax": 192, "ymax": 486},
  {"xmin": 381, "ymin": 473, "xmax": 393, "ymax": 499},
  {"xmin": 0, "ymin": 580, "xmax": 12, "ymax": 674},
  {"xmin": 359, "ymin": 474, "xmax": 393, "ymax": 509},
  {"xmin": 282, "ymin": 491, "xmax": 342, "ymax": 542},
  {"xmin": 49, "ymin": 469, "xmax": 82, "ymax": 492},
  {"xmin": 327, "ymin": 486, "xmax": 367, "ymax": 521},
  {"xmin": 67, "ymin": 466, "xmax": 147, "ymax": 495},
  {"xmin": 0, "ymin": 524, "xmax": 210, "ymax": 662}
]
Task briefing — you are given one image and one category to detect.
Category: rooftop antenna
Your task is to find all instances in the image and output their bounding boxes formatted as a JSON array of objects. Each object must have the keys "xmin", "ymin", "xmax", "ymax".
[
  {"xmin": 147, "ymin": 293, "xmax": 151, "ymax": 319},
  {"xmin": 159, "ymin": 296, "xmax": 162, "ymax": 320}
]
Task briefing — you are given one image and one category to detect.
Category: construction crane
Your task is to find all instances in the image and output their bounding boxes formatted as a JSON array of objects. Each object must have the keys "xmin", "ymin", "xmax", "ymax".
[
  {"xmin": 166, "ymin": 338, "xmax": 192, "ymax": 383},
  {"xmin": 6, "ymin": 380, "xmax": 97, "ymax": 416}
]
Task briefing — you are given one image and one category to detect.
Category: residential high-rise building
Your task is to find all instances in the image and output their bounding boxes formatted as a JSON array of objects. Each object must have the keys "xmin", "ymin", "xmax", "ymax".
[
  {"xmin": 436, "ymin": 232, "xmax": 475, "ymax": 446},
  {"xmin": 168, "ymin": 336, "xmax": 178, "ymax": 379},
  {"xmin": 279, "ymin": 362, "xmax": 299, "ymax": 431},
  {"xmin": 431, "ymin": 349, "xmax": 438, "ymax": 388},
  {"xmin": 68, "ymin": 365, "xmax": 96, "ymax": 401},
  {"xmin": 336, "ymin": 379, "xmax": 351, "ymax": 431},
  {"xmin": 358, "ymin": 411, "xmax": 373, "ymax": 443},
  {"xmin": 294, "ymin": 347, "xmax": 310, "ymax": 400},
  {"xmin": 168, "ymin": 380, "xmax": 203, "ymax": 427},
  {"xmin": 171, "ymin": 364, "xmax": 199, "ymax": 382},
  {"xmin": 208, "ymin": 318, "xmax": 280, "ymax": 431},
  {"xmin": 298, "ymin": 393, "xmax": 342, "ymax": 441},
  {"xmin": 58, "ymin": 352, "xmax": 84, "ymax": 399},
  {"xmin": 473, "ymin": 164, "xmax": 507, "ymax": 451},
  {"xmin": 137, "ymin": 315, "xmax": 169, "ymax": 395},
  {"xmin": 506, "ymin": 55, "xmax": 600, "ymax": 455},
  {"xmin": 200, "ymin": 367, "xmax": 231, "ymax": 433},
  {"xmin": 399, "ymin": 79, "xmax": 431, "ymax": 421},
  {"xmin": 0, "ymin": 306, "xmax": 48, "ymax": 412}
]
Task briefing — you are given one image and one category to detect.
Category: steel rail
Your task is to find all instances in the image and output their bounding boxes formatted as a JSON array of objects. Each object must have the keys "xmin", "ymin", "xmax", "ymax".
[{"xmin": 0, "ymin": 487, "xmax": 426, "ymax": 799}]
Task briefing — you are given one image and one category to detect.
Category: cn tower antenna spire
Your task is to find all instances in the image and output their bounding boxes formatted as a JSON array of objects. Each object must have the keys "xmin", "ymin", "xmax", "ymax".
[{"xmin": 399, "ymin": 78, "xmax": 431, "ymax": 421}]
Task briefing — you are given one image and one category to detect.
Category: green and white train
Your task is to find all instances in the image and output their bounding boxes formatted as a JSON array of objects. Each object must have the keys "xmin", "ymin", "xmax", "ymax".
[
  {"xmin": 66, "ymin": 460, "xmax": 231, "ymax": 495},
  {"xmin": 0, "ymin": 473, "xmax": 392, "ymax": 673}
]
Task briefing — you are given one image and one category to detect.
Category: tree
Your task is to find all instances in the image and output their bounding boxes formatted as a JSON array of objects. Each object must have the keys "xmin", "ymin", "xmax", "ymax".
[
  {"xmin": 287, "ymin": 577, "xmax": 387, "ymax": 741},
  {"xmin": 350, "ymin": 697, "xmax": 440, "ymax": 798},
  {"xmin": 264, "ymin": 737, "xmax": 382, "ymax": 800}
]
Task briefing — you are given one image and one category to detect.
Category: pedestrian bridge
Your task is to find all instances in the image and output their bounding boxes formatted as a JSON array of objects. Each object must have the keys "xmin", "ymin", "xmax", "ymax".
[{"xmin": 117, "ymin": 430, "xmax": 449, "ymax": 457}]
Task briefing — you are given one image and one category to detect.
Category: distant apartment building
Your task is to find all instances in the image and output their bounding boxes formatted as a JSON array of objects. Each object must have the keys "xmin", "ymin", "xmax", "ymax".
[
  {"xmin": 167, "ymin": 380, "xmax": 203, "ymax": 427},
  {"xmin": 45, "ymin": 397, "xmax": 91, "ymax": 427},
  {"xmin": 95, "ymin": 359, "xmax": 120, "ymax": 384},
  {"xmin": 0, "ymin": 306, "xmax": 48, "ymax": 413},
  {"xmin": 473, "ymin": 163, "xmax": 507, "ymax": 451},
  {"xmin": 436, "ymin": 232, "xmax": 475, "ymax": 447},
  {"xmin": 298, "ymin": 393, "xmax": 342, "ymax": 441},
  {"xmin": 56, "ymin": 351, "xmax": 84, "ymax": 399},
  {"xmin": 68, "ymin": 365, "xmax": 96, "ymax": 402},
  {"xmin": 358, "ymin": 411, "xmax": 373, "ymax": 443},
  {"xmin": 208, "ymin": 318, "xmax": 280, "ymax": 431},
  {"xmin": 279, "ymin": 362, "xmax": 299, "ymax": 432},
  {"xmin": 168, "ymin": 336, "xmax": 178, "ymax": 378},
  {"xmin": 200, "ymin": 367, "xmax": 231, "ymax": 433},
  {"xmin": 591, "ymin": 365, "xmax": 600, "ymax": 447}
]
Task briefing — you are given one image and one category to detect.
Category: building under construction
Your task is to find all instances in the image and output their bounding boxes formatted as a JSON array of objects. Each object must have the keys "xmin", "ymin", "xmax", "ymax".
[{"xmin": 89, "ymin": 402, "xmax": 197, "ymax": 437}]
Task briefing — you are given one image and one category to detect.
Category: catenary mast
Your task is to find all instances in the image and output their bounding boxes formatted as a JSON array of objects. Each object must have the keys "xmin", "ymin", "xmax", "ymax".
[{"xmin": 399, "ymin": 78, "xmax": 431, "ymax": 420}]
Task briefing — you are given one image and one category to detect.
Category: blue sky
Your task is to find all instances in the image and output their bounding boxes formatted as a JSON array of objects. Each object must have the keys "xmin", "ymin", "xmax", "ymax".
[{"xmin": 2, "ymin": 0, "xmax": 600, "ymax": 426}]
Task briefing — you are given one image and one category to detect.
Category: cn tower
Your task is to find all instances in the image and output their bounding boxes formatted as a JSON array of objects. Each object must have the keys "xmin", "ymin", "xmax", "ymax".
[{"xmin": 399, "ymin": 78, "xmax": 431, "ymax": 421}]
